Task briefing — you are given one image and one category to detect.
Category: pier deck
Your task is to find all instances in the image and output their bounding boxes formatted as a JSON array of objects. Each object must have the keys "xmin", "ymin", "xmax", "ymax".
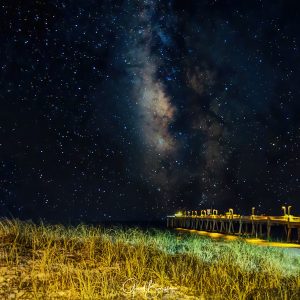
[{"xmin": 167, "ymin": 213, "xmax": 300, "ymax": 242}]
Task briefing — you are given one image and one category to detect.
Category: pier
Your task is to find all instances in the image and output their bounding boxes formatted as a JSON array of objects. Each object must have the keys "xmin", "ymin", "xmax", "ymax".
[{"xmin": 167, "ymin": 206, "xmax": 300, "ymax": 243}]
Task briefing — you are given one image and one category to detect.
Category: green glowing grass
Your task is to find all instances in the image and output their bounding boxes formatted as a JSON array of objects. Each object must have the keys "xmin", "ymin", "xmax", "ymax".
[{"xmin": 0, "ymin": 218, "xmax": 299, "ymax": 299}]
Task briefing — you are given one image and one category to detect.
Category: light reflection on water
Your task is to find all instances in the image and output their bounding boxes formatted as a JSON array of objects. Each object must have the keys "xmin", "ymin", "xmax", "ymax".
[{"xmin": 175, "ymin": 228, "xmax": 300, "ymax": 249}]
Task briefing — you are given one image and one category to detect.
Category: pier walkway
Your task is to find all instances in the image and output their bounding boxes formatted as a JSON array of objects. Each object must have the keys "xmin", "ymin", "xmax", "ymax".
[{"xmin": 167, "ymin": 208, "xmax": 300, "ymax": 243}]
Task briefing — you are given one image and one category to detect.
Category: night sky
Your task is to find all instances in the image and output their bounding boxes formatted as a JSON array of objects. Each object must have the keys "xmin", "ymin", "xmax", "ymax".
[{"xmin": 1, "ymin": 0, "xmax": 300, "ymax": 222}]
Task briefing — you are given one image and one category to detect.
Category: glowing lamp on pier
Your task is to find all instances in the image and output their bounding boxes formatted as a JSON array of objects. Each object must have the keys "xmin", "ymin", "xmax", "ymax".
[
  {"xmin": 175, "ymin": 211, "xmax": 183, "ymax": 217},
  {"xmin": 282, "ymin": 206, "xmax": 287, "ymax": 216},
  {"xmin": 213, "ymin": 209, "xmax": 218, "ymax": 215}
]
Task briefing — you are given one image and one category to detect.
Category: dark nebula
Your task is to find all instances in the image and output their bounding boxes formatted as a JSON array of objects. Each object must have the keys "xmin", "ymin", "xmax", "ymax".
[{"xmin": 1, "ymin": 0, "xmax": 300, "ymax": 222}]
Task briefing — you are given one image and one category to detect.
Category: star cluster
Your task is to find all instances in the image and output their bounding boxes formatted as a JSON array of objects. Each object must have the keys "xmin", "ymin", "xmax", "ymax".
[{"xmin": 1, "ymin": 0, "xmax": 300, "ymax": 222}]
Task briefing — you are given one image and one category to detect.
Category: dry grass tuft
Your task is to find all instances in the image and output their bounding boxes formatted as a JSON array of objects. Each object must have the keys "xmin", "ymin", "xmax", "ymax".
[{"xmin": 0, "ymin": 218, "xmax": 299, "ymax": 299}]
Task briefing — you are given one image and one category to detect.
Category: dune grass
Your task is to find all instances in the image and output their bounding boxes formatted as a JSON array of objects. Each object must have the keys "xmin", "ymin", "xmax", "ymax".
[{"xmin": 0, "ymin": 219, "xmax": 299, "ymax": 299}]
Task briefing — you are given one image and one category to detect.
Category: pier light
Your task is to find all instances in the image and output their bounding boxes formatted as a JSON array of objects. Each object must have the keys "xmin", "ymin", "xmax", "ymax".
[
  {"xmin": 288, "ymin": 206, "xmax": 292, "ymax": 216},
  {"xmin": 213, "ymin": 209, "xmax": 218, "ymax": 215},
  {"xmin": 251, "ymin": 207, "xmax": 255, "ymax": 216},
  {"xmin": 282, "ymin": 206, "xmax": 287, "ymax": 216},
  {"xmin": 229, "ymin": 208, "xmax": 234, "ymax": 215},
  {"xmin": 175, "ymin": 211, "xmax": 183, "ymax": 217}
]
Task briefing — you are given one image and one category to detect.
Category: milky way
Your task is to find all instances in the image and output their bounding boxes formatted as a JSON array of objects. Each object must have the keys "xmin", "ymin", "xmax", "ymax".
[
  {"xmin": 1, "ymin": 0, "xmax": 300, "ymax": 222},
  {"xmin": 122, "ymin": 1, "xmax": 179, "ymax": 209},
  {"xmin": 128, "ymin": 1, "xmax": 177, "ymax": 156}
]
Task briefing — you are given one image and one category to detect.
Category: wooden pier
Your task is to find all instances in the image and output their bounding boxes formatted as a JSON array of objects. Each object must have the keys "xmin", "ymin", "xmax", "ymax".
[{"xmin": 167, "ymin": 208, "xmax": 300, "ymax": 243}]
